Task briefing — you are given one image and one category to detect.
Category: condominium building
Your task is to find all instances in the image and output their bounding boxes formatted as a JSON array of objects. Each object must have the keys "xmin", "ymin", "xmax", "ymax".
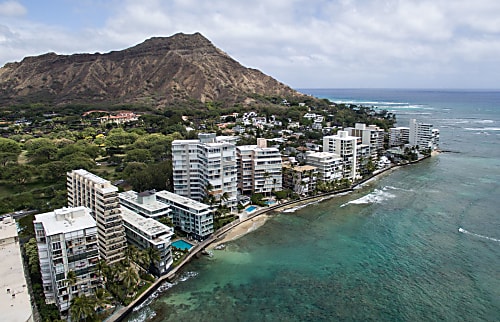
[
  {"xmin": 34, "ymin": 207, "xmax": 100, "ymax": 315},
  {"xmin": 282, "ymin": 164, "xmax": 318, "ymax": 196},
  {"xmin": 389, "ymin": 127, "xmax": 410, "ymax": 147},
  {"xmin": 323, "ymin": 131, "xmax": 359, "ymax": 180},
  {"xmin": 172, "ymin": 133, "xmax": 238, "ymax": 208},
  {"xmin": 120, "ymin": 208, "xmax": 174, "ymax": 276},
  {"xmin": 1, "ymin": 216, "xmax": 35, "ymax": 322},
  {"xmin": 237, "ymin": 138, "xmax": 282, "ymax": 195},
  {"xmin": 409, "ymin": 119, "xmax": 440, "ymax": 150},
  {"xmin": 305, "ymin": 151, "xmax": 343, "ymax": 183},
  {"xmin": 156, "ymin": 190, "xmax": 214, "ymax": 241},
  {"xmin": 345, "ymin": 123, "xmax": 385, "ymax": 158},
  {"xmin": 119, "ymin": 190, "xmax": 171, "ymax": 219},
  {"xmin": 67, "ymin": 169, "xmax": 126, "ymax": 264}
]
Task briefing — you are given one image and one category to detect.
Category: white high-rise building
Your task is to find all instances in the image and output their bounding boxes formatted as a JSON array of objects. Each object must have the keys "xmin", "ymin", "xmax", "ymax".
[
  {"xmin": 172, "ymin": 133, "xmax": 238, "ymax": 208},
  {"xmin": 345, "ymin": 123, "xmax": 385, "ymax": 159},
  {"xmin": 237, "ymin": 138, "xmax": 282, "ymax": 195},
  {"xmin": 323, "ymin": 131, "xmax": 359, "ymax": 180},
  {"xmin": 120, "ymin": 208, "xmax": 174, "ymax": 276},
  {"xmin": 389, "ymin": 127, "xmax": 410, "ymax": 147},
  {"xmin": 156, "ymin": 190, "xmax": 214, "ymax": 241},
  {"xmin": 409, "ymin": 119, "xmax": 440, "ymax": 150},
  {"xmin": 67, "ymin": 169, "xmax": 126, "ymax": 264},
  {"xmin": 305, "ymin": 151, "xmax": 343, "ymax": 182},
  {"xmin": 34, "ymin": 207, "xmax": 100, "ymax": 315}
]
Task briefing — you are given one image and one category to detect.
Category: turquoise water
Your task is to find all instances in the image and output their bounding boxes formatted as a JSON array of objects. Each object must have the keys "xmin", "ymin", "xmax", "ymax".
[
  {"xmin": 245, "ymin": 206, "xmax": 257, "ymax": 212},
  {"xmin": 127, "ymin": 90, "xmax": 500, "ymax": 322},
  {"xmin": 171, "ymin": 240, "xmax": 193, "ymax": 250}
]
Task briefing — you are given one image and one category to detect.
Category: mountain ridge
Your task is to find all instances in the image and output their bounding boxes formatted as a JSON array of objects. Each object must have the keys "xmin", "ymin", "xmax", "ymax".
[{"xmin": 0, "ymin": 32, "xmax": 304, "ymax": 108}]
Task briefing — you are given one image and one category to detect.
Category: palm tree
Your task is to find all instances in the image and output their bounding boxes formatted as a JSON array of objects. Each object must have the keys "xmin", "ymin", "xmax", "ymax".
[
  {"xmin": 147, "ymin": 246, "xmax": 161, "ymax": 273},
  {"xmin": 70, "ymin": 295, "xmax": 95, "ymax": 321},
  {"xmin": 95, "ymin": 259, "xmax": 109, "ymax": 283},
  {"xmin": 121, "ymin": 266, "xmax": 139, "ymax": 289},
  {"xmin": 93, "ymin": 288, "xmax": 111, "ymax": 311},
  {"xmin": 65, "ymin": 270, "xmax": 77, "ymax": 311},
  {"xmin": 125, "ymin": 245, "xmax": 138, "ymax": 266}
]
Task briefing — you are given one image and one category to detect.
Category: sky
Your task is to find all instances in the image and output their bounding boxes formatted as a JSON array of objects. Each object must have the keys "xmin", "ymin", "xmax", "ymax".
[{"xmin": 0, "ymin": 0, "xmax": 499, "ymax": 89}]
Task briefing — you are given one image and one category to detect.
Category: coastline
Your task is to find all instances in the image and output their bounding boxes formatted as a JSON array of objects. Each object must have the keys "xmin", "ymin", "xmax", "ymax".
[{"xmin": 107, "ymin": 155, "xmax": 433, "ymax": 322}]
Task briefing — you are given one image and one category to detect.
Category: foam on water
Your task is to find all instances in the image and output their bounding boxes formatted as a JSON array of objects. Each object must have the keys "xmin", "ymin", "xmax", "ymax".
[
  {"xmin": 459, "ymin": 227, "xmax": 500, "ymax": 243},
  {"xmin": 131, "ymin": 271, "xmax": 199, "ymax": 318},
  {"xmin": 341, "ymin": 187, "xmax": 396, "ymax": 207}
]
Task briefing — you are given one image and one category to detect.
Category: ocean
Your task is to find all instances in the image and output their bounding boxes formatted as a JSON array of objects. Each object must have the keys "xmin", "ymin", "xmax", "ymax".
[{"xmin": 126, "ymin": 89, "xmax": 500, "ymax": 321}]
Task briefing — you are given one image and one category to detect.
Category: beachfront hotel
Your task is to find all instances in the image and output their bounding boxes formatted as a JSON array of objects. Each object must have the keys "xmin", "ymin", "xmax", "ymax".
[
  {"xmin": 156, "ymin": 190, "xmax": 214, "ymax": 241},
  {"xmin": 323, "ymin": 131, "xmax": 358, "ymax": 180},
  {"xmin": 118, "ymin": 190, "xmax": 172, "ymax": 219},
  {"xmin": 172, "ymin": 133, "xmax": 238, "ymax": 209},
  {"xmin": 67, "ymin": 169, "xmax": 127, "ymax": 264},
  {"xmin": 119, "ymin": 208, "xmax": 174, "ymax": 276},
  {"xmin": 34, "ymin": 207, "xmax": 100, "ymax": 315},
  {"xmin": 1, "ymin": 215, "xmax": 35, "ymax": 322},
  {"xmin": 236, "ymin": 138, "xmax": 283, "ymax": 195}
]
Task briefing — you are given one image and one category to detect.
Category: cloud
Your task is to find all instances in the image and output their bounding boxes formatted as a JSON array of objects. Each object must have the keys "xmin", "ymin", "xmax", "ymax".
[
  {"xmin": 0, "ymin": 1, "xmax": 26, "ymax": 17},
  {"xmin": 0, "ymin": 0, "xmax": 499, "ymax": 88}
]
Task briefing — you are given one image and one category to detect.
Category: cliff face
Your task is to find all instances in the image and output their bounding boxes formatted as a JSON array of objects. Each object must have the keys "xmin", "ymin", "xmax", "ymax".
[{"xmin": 0, "ymin": 32, "xmax": 302, "ymax": 107}]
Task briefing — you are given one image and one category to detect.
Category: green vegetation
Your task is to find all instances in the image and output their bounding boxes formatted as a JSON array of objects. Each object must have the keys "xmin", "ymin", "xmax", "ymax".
[{"xmin": 1, "ymin": 94, "xmax": 397, "ymax": 319}]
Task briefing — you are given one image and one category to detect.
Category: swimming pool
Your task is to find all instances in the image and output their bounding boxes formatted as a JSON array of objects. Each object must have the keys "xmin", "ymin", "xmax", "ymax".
[
  {"xmin": 246, "ymin": 205, "xmax": 257, "ymax": 212},
  {"xmin": 172, "ymin": 240, "xmax": 194, "ymax": 250},
  {"xmin": 265, "ymin": 201, "xmax": 276, "ymax": 205}
]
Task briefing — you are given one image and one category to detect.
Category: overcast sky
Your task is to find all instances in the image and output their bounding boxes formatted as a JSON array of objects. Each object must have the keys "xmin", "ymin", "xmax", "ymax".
[{"xmin": 1, "ymin": 0, "xmax": 499, "ymax": 89}]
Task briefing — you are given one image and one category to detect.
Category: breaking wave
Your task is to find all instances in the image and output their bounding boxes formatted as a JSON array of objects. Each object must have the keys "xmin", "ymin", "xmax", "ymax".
[
  {"xmin": 341, "ymin": 187, "xmax": 396, "ymax": 207},
  {"xmin": 458, "ymin": 227, "xmax": 500, "ymax": 242}
]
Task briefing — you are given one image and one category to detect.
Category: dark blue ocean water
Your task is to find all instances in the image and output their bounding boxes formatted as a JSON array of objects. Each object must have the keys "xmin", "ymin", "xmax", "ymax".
[{"xmin": 127, "ymin": 89, "xmax": 500, "ymax": 322}]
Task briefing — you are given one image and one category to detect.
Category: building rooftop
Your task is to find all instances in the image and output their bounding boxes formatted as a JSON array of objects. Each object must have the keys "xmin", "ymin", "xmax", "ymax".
[
  {"xmin": 34, "ymin": 207, "xmax": 96, "ymax": 236},
  {"xmin": 119, "ymin": 191, "xmax": 171, "ymax": 213},
  {"xmin": 0, "ymin": 216, "xmax": 35, "ymax": 322},
  {"xmin": 156, "ymin": 190, "xmax": 211, "ymax": 211},
  {"xmin": 306, "ymin": 151, "xmax": 342, "ymax": 159},
  {"xmin": 120, "ymin": 208, "xmax": 173, "ymax": 242},
  {"xmin": 70, "ymin": 169, "xmax": 117, "ymax": 193}
]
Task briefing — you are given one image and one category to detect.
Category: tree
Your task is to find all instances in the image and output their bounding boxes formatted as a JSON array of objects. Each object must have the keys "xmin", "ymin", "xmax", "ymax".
[
  {"xmin": 66, "ymin": 270, "xmax": 77, "ymax": 311},
  {"xmin": 120, "ymin": 266, "xmax": 139, "ymax": 289},
  {"xmin": 25, "ymin": 138, "xmax": 58, "ymax": 164},
  {"xmin": 146, "ymin": 246, "xmax": 161, "ymax": 272},
  {"xmin": 0, "ymin": 137, "xmax": 21, "ymax": 166},
  {"xmin": 70, "ymin": 295, "xmax": 95, "ymax": 321},
  {"xmin": 24, "ymin": 238, "xmax": 40, "ymax": 275}
]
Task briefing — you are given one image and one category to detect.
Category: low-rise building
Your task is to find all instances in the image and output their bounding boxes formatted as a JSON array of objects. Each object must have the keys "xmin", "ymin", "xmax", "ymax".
[
  {"xmin": 1, "ymin": 216, "xmax": 35, "ymax": 322},
  {"xmin": 34, "ymin": 207, "xmax": 100, "ymax": 316},
  {"xmin": 156, "ymin": 190, "xmax": 214, "ymax": 241},
  {"xmin": 120, "ymin": 208, "xmax": 174, "ymax": 276}
]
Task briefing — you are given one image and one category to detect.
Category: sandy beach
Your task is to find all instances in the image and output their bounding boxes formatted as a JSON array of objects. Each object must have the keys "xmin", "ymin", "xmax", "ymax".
[{"xmin": 208, "ymin": 214, "xmax": 270, "ymax": 249}]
